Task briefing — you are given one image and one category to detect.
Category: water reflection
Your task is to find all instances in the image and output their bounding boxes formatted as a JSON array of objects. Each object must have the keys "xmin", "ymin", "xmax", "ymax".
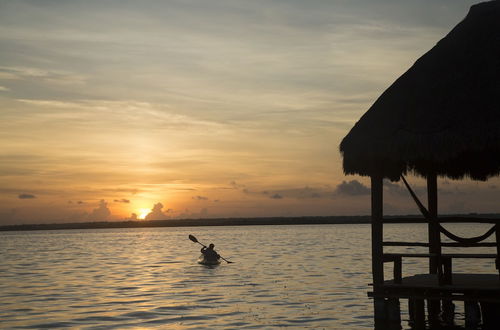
[{"xmin": 0, "ymin": 224, "xmax": 495, "ymax": 329}]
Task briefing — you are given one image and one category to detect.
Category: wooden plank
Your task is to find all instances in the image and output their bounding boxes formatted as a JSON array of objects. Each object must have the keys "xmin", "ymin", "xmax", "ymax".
[
  {"xmin": 443, "ymin": 253, "xmax": 497, "ymax": 258},
  {"xmin": 442, "ymin": 242, "xmax": 497, "ymax": 247},
  {"xmin": 383, "ymin": 217, "xmax": 500, "ymax": 224},
  {"xmin": 383, "ymin": 242, "xmax": 497, "ymax": 247},
  {"xmin": 368, "ymin": 291, "xmax": 500, "ymax": 303},
  {"xmin": 382, "ymin": 242, "xmax": 497, "ymax": 247},
  {"xmin": 383, "ymin": 253, "xmax": 497, "ymax": 259},
  {"xmin": 383, "ymin": 242, "xmax": 430, "ymax": 247},
  {"xmin": 382, "ymin": 273, "xmax": 500, "ymax": 291},
  {"xmin": 384, "ymin": 253, "xmax": 436, "ymax": 258}
]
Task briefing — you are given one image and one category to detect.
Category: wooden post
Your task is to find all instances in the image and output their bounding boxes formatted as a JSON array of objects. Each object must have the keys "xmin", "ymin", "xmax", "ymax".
[
  {"xmin": 411, "ymin": 299, "xmax": 425, "ymax": 330},
  {"xmin": 427, "ymin": 173, "xmax": 441, "ymax": 321},
  {"xmin": 393, "ymin": 256, "xmax": 402, "ymax": 284},
  {"xmin": 496, "ymin": 224, "xmax": 500, "ymax": 278},
  {"xmin": 442, "ymin": 300, "xmax": 455, "ymax": 325},
  {"xmin": 371, "ymin": 174, "xmax": 384, "ymax": 285},
  {"xmin": 387, "ymin": 298, "xmax": 401, "ymax": 324},
  {"xmin": 371, "ymin": 174, "xmax": 385, "ymax": 322},
  {"xmin": 480, "ymin": 301, "xmax": 500, "ymax": 330},
  {"xmin": 465, "ymin": 301, "xmax": 481, "ymax": 328},
  {"xmin": 442, "ymin": 256, "xmax": 452, "ymax": 285},
  {"xmin": 427, "ymin": 172, "xmax": 440, "ymax": 274}
]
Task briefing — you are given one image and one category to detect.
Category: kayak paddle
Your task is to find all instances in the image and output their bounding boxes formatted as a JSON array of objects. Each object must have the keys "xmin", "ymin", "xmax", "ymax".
[{"xmin": 188, "ymin": 234, "xmax": 233, "ymax": 263}]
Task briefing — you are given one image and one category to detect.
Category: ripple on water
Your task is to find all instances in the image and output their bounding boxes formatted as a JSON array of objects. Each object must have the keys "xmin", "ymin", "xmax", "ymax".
[
  {"xmin": 2, "ymin": 224, "xmax": 491, "ymax": 329},
  {"xmin": 23, "ymin": 321, "xmax": 78, "ymax": 329},
  {"xmin": 121, "ymin": 310, "xmax": 159, "ymax": 319}
]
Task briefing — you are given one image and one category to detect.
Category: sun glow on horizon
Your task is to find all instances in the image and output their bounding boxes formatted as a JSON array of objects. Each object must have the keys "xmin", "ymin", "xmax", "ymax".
[{"xmin": 137, "ymin": 208, "xmax": 151, "ymax": 220}]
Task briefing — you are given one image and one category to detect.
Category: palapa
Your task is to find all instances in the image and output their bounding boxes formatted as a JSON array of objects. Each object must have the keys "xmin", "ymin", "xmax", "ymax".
[{"xmin": 340, "ymin": 0, "xmax": 500, "ymax": 181}]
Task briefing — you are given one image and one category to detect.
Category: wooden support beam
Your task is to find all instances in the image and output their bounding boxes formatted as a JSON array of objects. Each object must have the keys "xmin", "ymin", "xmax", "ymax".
[
  {"xmin": 393, "ymin": 257, "xmax": 402, "ymax": 284},
  {"xmin": 496, "ymin": 224, "xmax": 500, "ymax": 278},
  {"xmin": 387, "ymin": 298, "xmax": 401, "ymax": 324},
  {"xmin": 427, "ymin": 299, "xmax": 441, "ymax": 327},
  {"xmin": 426, "ymin": 173, "xmax": 443, "ymax": 321},
  {"xmin": 371, "ymin": 175, "xmax": 385, "ymax": 323},
  {"xmin": 371, "ymin": 174, "xmax": 384, "ymax": 286},
  {"xmin": 441, "ymin": 300, "xmax": 455, "ymax": 325},
  {"xmin": 427, "ymin": 173, "xmax": 440, "ymax": 274},
  {"xmin": 465, "ymin": 301, "xmax": 481, "ymax": 328},
  {"xmin": 411, "ymin": 299, "xmax": 425, "ymax": 330},
  {"xmin": 442, "ymin": 257, "xmax": 452, "ymax": 285},
  {"xmin": 480, "ymin": 302, "xmax": 500, "ymax": 329}
]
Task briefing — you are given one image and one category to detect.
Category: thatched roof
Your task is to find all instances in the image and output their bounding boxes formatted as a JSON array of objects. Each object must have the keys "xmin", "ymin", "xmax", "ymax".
[{"xmin": 340, "ymin": 1, "xmax": 500, "ymax": 181}]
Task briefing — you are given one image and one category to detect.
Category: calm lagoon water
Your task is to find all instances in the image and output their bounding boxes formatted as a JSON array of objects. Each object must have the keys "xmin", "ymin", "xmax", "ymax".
[{"xmin": 0, "ymin": 224, "xmax": 496, "ymax": 329}]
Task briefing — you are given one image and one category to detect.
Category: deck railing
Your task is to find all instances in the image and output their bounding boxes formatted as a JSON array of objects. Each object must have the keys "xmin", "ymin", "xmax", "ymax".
[{"xmin": 378, "ymin": 219, "xmax": 500, "ymax": 285}]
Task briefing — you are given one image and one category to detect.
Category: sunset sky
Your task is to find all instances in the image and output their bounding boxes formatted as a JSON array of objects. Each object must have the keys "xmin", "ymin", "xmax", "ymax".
[{"xmin": 1, "ymin": 0, "xmax": 499, "ymax": 225}]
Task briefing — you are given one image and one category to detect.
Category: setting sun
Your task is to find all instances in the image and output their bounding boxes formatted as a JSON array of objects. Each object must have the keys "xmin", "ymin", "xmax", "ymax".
[{"xmin": 137, "ymin": 209, "xmax": 151, "ymax": 220}]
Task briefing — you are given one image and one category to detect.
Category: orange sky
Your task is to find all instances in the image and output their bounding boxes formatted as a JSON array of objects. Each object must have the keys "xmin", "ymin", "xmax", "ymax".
[{"xmin": 1, "ymin": 0, "xmax": 499, "ymax": 225}]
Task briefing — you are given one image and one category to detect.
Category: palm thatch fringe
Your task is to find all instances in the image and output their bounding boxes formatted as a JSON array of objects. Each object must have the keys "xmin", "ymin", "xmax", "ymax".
[{"xmin": 340, "ymin": 1, "xmax": 500, "ymax": 181}]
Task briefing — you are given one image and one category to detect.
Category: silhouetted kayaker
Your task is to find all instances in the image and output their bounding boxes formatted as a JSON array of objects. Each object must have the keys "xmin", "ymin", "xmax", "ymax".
[{"xmin": 201, "ymin": 243, "xmax": 220, "ymax": 262}]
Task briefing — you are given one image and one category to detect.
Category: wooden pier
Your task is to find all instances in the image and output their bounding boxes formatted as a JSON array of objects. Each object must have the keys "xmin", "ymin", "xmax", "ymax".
[
  {"xmin": 339, "ymin": 2, "xmax": 500, "ymax": 328},
  {"xmin": 368, "ymin": 175, "xmax": 500, "ymax": 329}
]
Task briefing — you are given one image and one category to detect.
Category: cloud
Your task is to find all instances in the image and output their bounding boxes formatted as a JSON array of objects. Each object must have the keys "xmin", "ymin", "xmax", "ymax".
[
  {"xmin": 177, "ymin": 207, "xmax": 209, "ymax": 219},
  {"xmin": 65, "ymin": 200, "xmax": 85, "ymax": 204},
  {"xmin": 145, "ymin": 202, "xmax": 171, "ymax": 220},
  {"xmin": 88, "ymin": 199, "xmax": 111, "ymax": 221},
  {"xmin": 18, "ymin": 193, "xmax": 36, "ymax": 199},
  {"xmin": 230, "ymin": 181, "xmax": 246, "ymax": 189},
  {"xmin": 245, "ymin": 186, "xmax": 335, "ymax": 200},
  {"xmin": 3, "ymin": 0, "xmax": 499, "ymax": 223},
  {"xmin": 192, "ymin": 195, "xmax": 208, "ymax": 201},
  {"xmin": 383, "ymin": 180, "xmax": 407, "ymax": 196},
  {"xmin": 335, "ymin": 180, "xmax": 370, "ymax": 196},
  {"xmin": 384, "ymin": 179, "xmax": 429, "ymax": 196},
  {"xmin": 0, "ymin": 66, "xmax": 85, "ymax": 85},
  {"xmin": 272, "ymin": 186, "xmax": 331, "ymax": 199},
  {"xmin": 114, "ymin": 198, "xmax": 130, "ymax": 203}
]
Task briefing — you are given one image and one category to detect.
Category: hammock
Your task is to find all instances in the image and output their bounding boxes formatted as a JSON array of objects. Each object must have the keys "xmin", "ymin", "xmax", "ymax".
[{"xmin": 400, "ymin": 175, "xmax": 496, "ymax": 244}]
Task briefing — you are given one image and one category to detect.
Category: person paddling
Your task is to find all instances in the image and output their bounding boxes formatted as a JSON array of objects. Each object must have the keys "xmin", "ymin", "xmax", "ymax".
[
  {"xmin": 188, "ymin": 235, "xmax": 233, "ymax": 263},
  {"xmin": 200, "ymin": 243, "xmax": 220, "ymax": 262}
]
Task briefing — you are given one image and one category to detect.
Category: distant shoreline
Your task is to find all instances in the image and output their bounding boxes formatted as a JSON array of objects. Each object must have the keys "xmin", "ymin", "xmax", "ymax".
[
  {"xmin": 0, "ymin": 216, "xmax": 371, "ymax": 232},
  {"xmin": 1, "ymin": 214, "xmax": 499, "ymax": 232}
]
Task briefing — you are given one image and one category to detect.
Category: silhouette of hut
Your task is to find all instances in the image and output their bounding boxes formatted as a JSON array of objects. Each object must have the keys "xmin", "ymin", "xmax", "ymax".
[
  {"xmin": 341, "ymin": 1, "xmax": 500, "ymax": 182},
  {"xmin": 340, "ymin": 1, "xmax": 500, "ymax": 325}
]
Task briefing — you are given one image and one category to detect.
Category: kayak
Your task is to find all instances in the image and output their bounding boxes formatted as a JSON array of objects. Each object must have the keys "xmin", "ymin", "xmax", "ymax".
[{"xmin": 198, "ymin": 254, "xmax": 221, "ymax": 265}]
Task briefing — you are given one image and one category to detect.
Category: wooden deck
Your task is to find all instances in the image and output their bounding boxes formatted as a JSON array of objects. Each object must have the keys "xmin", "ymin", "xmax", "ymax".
[
  {"xmin": 364, "ymin": 175, "xmax": 500, "ymax": 327},
  {"xmin": 369, "ymin": 273, "xmax": 500, "ymax": 302}
]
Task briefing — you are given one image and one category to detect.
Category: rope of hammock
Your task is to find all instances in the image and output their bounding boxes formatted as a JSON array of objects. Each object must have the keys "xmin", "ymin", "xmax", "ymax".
[
  {"xmin": 400, "ymin": 175, "xmax": 432, "ymax": 220},
  {"xmin": 440, "ymin": 224, "xmax": 496, "ymax": 244},
  {"xmin": 400, "ymin": 175, "xmax": 496, "ymax": 244}
]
